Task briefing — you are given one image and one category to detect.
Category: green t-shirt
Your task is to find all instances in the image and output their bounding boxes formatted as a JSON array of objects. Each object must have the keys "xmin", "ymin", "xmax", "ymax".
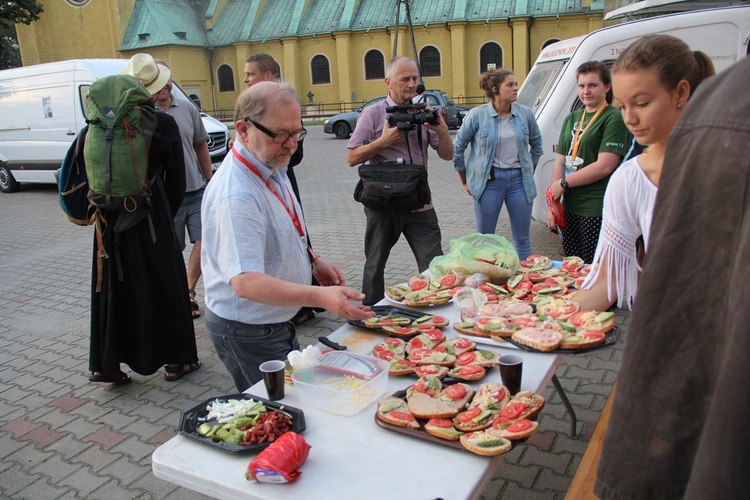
[{"xmin": 557, "ymin": 105, "xmax": 630, "ymax": 216}]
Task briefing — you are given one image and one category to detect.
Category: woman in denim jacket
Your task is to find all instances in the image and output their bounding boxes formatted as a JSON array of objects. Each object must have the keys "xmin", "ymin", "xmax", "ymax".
[{"xmin": 453, "ymin": 69, "xmax": 543, "ymax": 259}]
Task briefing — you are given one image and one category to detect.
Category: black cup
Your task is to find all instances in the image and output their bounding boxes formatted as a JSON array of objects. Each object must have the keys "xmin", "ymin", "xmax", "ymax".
[
  {"xmin": 498, "ymin": 354, "xmax": 523, "ymax": 395},
  {"xmin": 259, "ymin": 360, "xmax": 286, "ymax": 400}
]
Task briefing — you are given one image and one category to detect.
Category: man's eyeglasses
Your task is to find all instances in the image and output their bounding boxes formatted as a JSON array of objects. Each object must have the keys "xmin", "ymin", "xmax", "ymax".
[{"xmin": 246, "ymin": 118, "xmax": 307, "ymax": 144}]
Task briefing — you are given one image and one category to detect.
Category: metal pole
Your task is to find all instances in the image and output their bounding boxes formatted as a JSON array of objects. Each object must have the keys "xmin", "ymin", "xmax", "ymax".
[
  {"xmin": 392, "ymin": 0, "xmax": 400, "ymax": 59},
  {"xmin": 404, "ymin": 0, "xmax": 420, "ymax": 80}
]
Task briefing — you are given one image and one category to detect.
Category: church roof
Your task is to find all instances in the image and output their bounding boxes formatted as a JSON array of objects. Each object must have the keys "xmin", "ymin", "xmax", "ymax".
[{"xmin": 120, "ymin": 0, "xmax": 602, "ymax": 50}]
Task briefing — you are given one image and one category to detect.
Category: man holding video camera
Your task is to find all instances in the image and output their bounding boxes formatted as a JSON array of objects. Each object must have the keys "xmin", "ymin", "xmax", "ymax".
[{"xmin": 347, "ymin": 56, "xmax": 454, "ymax": 306}]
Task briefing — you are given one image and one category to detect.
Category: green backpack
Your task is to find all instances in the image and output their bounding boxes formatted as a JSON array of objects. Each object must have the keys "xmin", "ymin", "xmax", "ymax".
[{"xmin": 84, "ymin": 74, "xmax": 158, "ymax": 230}]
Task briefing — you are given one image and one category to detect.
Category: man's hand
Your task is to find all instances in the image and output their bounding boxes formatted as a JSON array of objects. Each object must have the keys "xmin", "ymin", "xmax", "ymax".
[
  {"xmin": 462, "ymin": 183, "xmax": 471, "ymax": 196},
  {"xmin": 379, "ymin": 119, "xmax": 403, "ymax": 147},
  {"xmin": 318, "ymin": 287, "xmax": 375, "ymax": 321},
  {"xmin": 424, "ymin": 112, "xmax": 450, "ymax": 136},
  {"xmin": 312, "ymin": 258, "xmax": 345, "ymax": 286},
  {"xmin": 426, "ymin": 113, "xmax": 454, "ymax": 160}
]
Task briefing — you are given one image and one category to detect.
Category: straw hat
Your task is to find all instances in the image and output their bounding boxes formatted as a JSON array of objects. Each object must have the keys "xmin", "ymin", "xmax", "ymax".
[{"xmin": 122, "ymin": 53, "xmax": 172, "ymax": 94}]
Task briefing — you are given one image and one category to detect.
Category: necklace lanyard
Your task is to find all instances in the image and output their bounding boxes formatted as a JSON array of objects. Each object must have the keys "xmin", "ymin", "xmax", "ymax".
[
  {"xmin": 571, "ymin": 103, "xmax": 607, "ymax": 159},
  {"xmin": 232, "ymin": 148, "xmax": 305, "ymax": 239}
]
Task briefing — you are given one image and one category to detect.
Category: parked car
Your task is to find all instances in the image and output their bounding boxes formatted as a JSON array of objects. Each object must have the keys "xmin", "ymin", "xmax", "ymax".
[
  {"xmin": 324, "ymin": 90, "xmax": 458, "ymax": 139},
  {"xmin": 456, "ymin": 106, "xmax": 469, "ymax": 128},
  {"xmin": 323, "ymin": 96, "xmax": 385, "ymax": 139}
]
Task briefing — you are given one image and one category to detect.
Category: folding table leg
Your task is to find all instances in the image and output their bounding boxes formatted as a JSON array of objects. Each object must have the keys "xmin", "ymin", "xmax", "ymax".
[{"xmin": 551, "ymin": 374, "xmax": 577, "ymax": 437}]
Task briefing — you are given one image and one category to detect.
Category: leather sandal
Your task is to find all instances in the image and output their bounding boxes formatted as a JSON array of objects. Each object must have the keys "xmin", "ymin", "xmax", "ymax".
[{"xmin": 164, "ymin": 360, "xmax": 201, "ymax": 381}]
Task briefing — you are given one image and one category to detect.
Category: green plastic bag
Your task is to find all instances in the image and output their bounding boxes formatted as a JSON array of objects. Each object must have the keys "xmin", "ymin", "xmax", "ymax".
[{"xmin": 429, "ymin": 233, "xmax": 519, "ymax": 284}]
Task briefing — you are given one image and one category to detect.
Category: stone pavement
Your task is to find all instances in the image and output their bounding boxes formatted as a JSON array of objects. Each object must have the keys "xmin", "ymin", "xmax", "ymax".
[{"xmin": 0, "ymin": 125, "xmax": 627, "ymax": 499}]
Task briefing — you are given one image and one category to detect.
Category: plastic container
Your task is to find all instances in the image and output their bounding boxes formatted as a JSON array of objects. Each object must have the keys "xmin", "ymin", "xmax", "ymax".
[{"xmin": 291, "ymin": 352, "xmax": 389, "ymax": 416}]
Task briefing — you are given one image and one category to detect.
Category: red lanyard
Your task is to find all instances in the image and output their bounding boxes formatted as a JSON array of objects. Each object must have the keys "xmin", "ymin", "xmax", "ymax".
[{"xmin": 232, "ymin": 148, "xmax": 305, "ymax": 239}]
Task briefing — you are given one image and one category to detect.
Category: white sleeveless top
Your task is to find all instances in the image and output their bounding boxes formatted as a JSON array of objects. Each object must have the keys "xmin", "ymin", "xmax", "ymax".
[{"xmin": 582, "ymin": 156, "xmax": 658, "ymax": 309}]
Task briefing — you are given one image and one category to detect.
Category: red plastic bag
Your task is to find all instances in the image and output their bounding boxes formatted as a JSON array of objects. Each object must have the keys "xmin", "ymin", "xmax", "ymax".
[
  {"xmin": 546, "ymin": 186, "xmax": 565, "ymax": 231},
  {"xmin": 246, "ymin": 432, "xmax": 311, "ymax": 484}
]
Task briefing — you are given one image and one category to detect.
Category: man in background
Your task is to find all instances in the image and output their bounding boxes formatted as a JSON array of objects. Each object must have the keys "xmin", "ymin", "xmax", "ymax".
[{"xmin": 347, "ymin": 56, "xmax": 453, "ymax": 306}]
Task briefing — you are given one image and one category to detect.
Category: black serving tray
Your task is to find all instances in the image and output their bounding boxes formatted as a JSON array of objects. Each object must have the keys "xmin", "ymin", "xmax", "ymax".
[
  {"xmin": 179, "ymin": 393, "xmax": 306, "ymax": 455},
  {"xmin": 348, "ymin": 305, "xmax": 448, "ymax": 332}
]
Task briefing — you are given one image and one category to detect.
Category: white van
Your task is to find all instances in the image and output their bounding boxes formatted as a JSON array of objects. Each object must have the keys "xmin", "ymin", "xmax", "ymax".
[
  {"xmin": 518, "ymin": 5, "xmax": 750, "ymax": 222},
  {"xmin": 0, "ymin": 59, "xmax": 228, "ymax": 193}
]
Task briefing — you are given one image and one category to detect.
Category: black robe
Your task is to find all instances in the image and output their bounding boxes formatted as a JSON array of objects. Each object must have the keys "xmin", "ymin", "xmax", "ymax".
[{"xmin": 89, "ymin": 111, "xmax": 198, "ymax": 376}]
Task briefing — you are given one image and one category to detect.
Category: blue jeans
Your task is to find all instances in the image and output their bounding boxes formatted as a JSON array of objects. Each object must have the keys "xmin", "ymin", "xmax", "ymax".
[
  {"xmin": 204, "ymin": 307, "xmax": 300, "ymax": 392},
  {"xmin": 474, "ymin": 168, "xmax": 533, "ymax": 260}
]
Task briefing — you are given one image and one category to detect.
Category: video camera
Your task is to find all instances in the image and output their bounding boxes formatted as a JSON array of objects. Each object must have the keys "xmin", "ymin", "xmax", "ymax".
[{"xmin": 386, "ymin": 102, "xmax": 439, "ymax": 131}]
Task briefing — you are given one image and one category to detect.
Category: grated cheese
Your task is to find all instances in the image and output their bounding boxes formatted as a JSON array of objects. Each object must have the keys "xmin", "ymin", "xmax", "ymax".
[{"xmin": 325, "ymin": 375, "xmax": 366, "ymax": 391}]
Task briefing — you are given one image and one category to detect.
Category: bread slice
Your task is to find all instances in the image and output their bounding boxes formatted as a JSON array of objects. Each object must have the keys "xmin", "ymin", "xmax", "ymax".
[
  {"xmin": 569, "ymin": 310, "xmax": 615, "ymax": 333},
  {"xmin": 414, "ymin": 364, "xmax": 449, "ymax": 380},
  {"xmin": 381, "ymin": 325, "xmax": 419, "ymax": 337},
  {"xmin": 408, "ymin": 376, "xmax": 443, "ymax": 397},
  {"xmin": 407, "ymin": 274, "xmax": 430, "ymax": 291},
  {"xmin": 408, "ymin": 348, "xmax": 456, "ymax": 366},
  {"xmin": 560, "ymin": 329, "xmax": 606, "ymax": 350},
  {"xmin": 403, "ymin": 290, "xmax": 450, "ymax": 307},
  {"xmin": 447, "ymin": 365, "xmax": 486, "ymax": 381},
  {"xmin": 406, "ymin": 333, "xmax": 442, "ymax": 355},
  {"xmin": 453, "ymin": 405, "xmax": 497, "ymax": 432},
  {"xmin": 385, "ymin": 284, "xmax": 410, "ymax": 301},
  {"xmin": 454, "ymin": 349, "xmax": 500, "ymax": 368},
  {"xmin": 441, "ymin": 337, "xmax": 476, "ymax": 356},
  {"xmin": 424, "ymin": 418, "xmax": 464, "ymax": 441},
  {"xmin": 511, "ymin": 327, "xmax": 563, "ymax": 351},
  {"xmin": 490, "ymin": 418, "xmax": 539, "ymax": 440},
  {"xmin": 435, "ymin": 382, "xmax": 474, "ymax": 410},
  {"xmin": 376, "ymin": 396, "xmax": 419, "ymax": 429},
  {"xmin": 453, "ymin": 322, "xmax": 490, "ymax": 339},
  {"xmin": 387, "ymin": 358, "xmax": 416, "ymax": 376},
  {"xmin": 504, "ymin": 391, "xmax": 546, "ymax": 420},
  {"xmin": 459, "ymin": 430, "xmax": 512, "ymax": 456},
  {"xmin": 407, "ymin": 390, "xmax": 461, "ymax": 419},
  {"xmin": 413, "ymin": 314, "xmax": 451, "ymax": 328},
  {"xmin": 363, "ymin": 315, "xmax": 412, "ymax": 329},
  {"xmin": 472, "ymin": 383, "xmax": 511, "ymax": 410}
]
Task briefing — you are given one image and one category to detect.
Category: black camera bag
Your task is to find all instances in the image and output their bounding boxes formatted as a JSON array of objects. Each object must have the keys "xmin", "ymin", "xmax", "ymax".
[{"xmin": 353, "ymin": 161, "xmax": 431, "ymax": 211}]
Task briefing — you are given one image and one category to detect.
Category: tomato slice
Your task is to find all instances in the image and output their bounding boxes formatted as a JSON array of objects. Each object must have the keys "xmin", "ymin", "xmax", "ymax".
[
  {"xmin": 410, "ymin": 280, "xmax": 428, "ymax": 291},
  {"xmin": 416, "ymin": 365, "xmax": 439, "ymax": 375},
  {"xmin": 389, "ymin": 411, "xmax": 415, "ymax": 422},
  {"xmin": 569, "ymin": 311, "xmax": 589, "ymax": 327},
  {"xmin": 373, "ymin": 346, "xmax": 395, "ymax": 361},
  {"xmin": 498, "ymin": 402, "xmax": 526, "ymax": 420},
  {"xmin": 385, "ymin": 337, "xmax": 402, "ymax": 347},
  {"xmin": 409, "ymin": 338, "xmax": 425, "ymax": 349},
  {"xmin": 448, "ymin": 286, "xmax": 464, "ymax": 297},
  {"xmin": 507, "ymin": 418, "xmax": 532, "ymax": 433},
  {"xmin": 428, "ymin": 418, "xmax": 454, "ymax": 428},
  {"xmin": 456, "ymin": 351, "xmax": 477, "ymax": 366},
  {"xmin": 478, "ymin": 284, "xmax": 494, "ymax": 293},
  {"xmin": 432, "ymin": 315, "xmax": 446, "ymax": 323},
  {"xmin": 458, "ymin": 366, "xmax": 484, "ymax": 376},
  {"xmin": 408, "ymin": 348, "xmax": 430, "ymax": 361},
  {"xmin": 444, "ymin": 384, "xmax": 468, "ymax": 400},
  {"xmin": 493, "ymin": 388, "xmax": 507, "ymax": 402},
  {"xmin": 453, "ymin": 338, "xmax": 472, "ymax": 349},
  {"xmin": 581, "ymin": 330, "xmax": 605, "ymax": 339},
  {"xmin": 426, "ymin": 329, "xmax": 443, "ymax": 342},
  {"xmin": 456, "ymin": 406, "xmax": 483, "ymax": 422},
  {"xmin": 511, "ymin": 317, "xmax": 537, "ymax": 327},
  {"xmin": 432, "ymin": 345, "xmax": 447, "ymax": 353},
  {"xmin": 439, "ymin": 275, "xmax": 457, "ymax": 287}
]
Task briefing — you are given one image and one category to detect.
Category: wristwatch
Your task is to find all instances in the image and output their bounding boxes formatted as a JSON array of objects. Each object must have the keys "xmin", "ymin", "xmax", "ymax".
[{"xmin": 560, "ymin": 177, "xmax": 569, "ymax": 191}]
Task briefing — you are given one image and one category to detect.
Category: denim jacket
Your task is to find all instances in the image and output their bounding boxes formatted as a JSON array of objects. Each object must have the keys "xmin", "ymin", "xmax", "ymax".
[{"xmin": 453, "ymin": 101, "xmax": 543, "ymax": 203}]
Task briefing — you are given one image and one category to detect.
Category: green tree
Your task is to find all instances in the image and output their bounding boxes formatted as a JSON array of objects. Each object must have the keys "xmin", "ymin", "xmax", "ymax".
[{"xmin": 0, "ymin": 0, "xmax": 44, "ymax": 70}]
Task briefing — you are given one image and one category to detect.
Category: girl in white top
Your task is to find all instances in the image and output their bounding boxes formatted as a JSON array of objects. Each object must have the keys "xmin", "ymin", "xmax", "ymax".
[{"xmin": 572, "ymin": 35, "xmax": 715, "ymax": 311}]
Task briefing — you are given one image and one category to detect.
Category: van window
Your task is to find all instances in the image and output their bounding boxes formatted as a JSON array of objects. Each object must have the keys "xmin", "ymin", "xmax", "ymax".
[
  {"xmin": 439, "ymin": 91, "xmax": 454, "ymax": 105},
  {"xmin": 517, "ymin": 60, "xmax": 567, "ymax": 113}
]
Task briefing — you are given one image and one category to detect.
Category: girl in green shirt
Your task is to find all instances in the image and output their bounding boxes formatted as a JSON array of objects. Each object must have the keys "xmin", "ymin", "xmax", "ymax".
[{"xmin": 547, "ymin": 61, "xmax": 630, "ymax": 263}]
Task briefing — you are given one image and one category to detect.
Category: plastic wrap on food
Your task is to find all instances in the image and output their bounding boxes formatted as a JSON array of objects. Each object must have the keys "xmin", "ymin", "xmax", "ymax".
[{"xmin": 246, "ymin": 432, "xmax": 311, "ymax": 484}]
